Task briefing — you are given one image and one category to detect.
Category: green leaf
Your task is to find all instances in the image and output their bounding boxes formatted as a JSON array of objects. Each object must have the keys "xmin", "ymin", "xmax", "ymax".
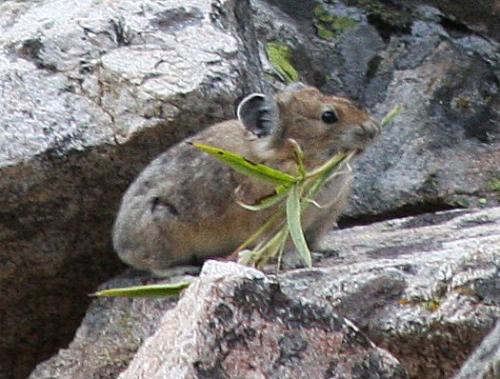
[
  {"xmin": 92, "ymin": 281, "xmax": 191, "ymax": 298},
  {"xmin": 275, "ymin": 227, "xmax": 288, "ymax": 273},
  {"xmin": 306, "ymin": 151, "xmax": 347, "ymax": 179},
  {"xmin": 286, "ymin": 185, "xmax": 312, "ymax": 268},
  {"xmin": 304, "ymin": 152, "xmax": 351, "ymax": 203},
  {"xmin": 236, "ymin": 189, "xmax": 290, "ymax": 212},
  {"xmin": 234, "ymin": 211, "xmax": 283, "ymax": 253},
  {"xmin": 381, "ymin": 105, "xmax": 402, "ymax": 127},
  {"xmin": 249, "ymin": 226, "xmax": 288, "ymax": 268},
  {"xmin": 191, "ymin": 142, "xmax": 298, "ymax": 186},
  {"xmin": 288, "ymin": 138, "xmax": 306, "ymax": 178}
]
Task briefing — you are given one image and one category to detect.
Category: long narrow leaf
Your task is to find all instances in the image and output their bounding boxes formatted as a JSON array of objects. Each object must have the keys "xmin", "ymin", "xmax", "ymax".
[
  {"xmin": 305, "ymin": 151, "xmax": 347, "ymax": 179},
  {"xmin": 287, "ymin": 138, "xmax": 306, "ymax": 178},
  {"xmin": 381, "ymin": 105, "xmax": 402, "ymax": 127},
  {"xmin": 275, "ymin": 227, "xmax": 288, "ymax": 274},
  {"xmin": 236, "ymin": 189, "xmax": 290, "ymax": 211},
  {"xmin": 234, "ymin": 211, "xmax": 283, "ymax": 253},
  {"xmin": 305, "ymin": 152, "xmax": 353, "ymax": 201},
  {"xmin": 286, "ymin": 185, "xmax": 312, "ymax": 268},
  {"xmin": 255, "ymin": 226, "xmax": 289, "ymax": 267},
  {"xmin": 191, "ymin": 142, "xmax": 298, "ymax": 186},
  {"xmin": 92, "ymin": 281, "xmax": 191, "ymax": 298}
]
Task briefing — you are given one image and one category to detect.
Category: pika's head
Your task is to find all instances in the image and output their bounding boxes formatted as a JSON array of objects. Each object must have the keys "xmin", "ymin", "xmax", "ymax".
[{"xmin": 237, "ymin": 83, "xmax": 380, "ymax": 166}]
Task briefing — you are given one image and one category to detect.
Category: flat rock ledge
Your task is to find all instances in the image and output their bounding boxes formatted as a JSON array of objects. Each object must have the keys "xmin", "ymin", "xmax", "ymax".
[
  {"xmin": 283, "ymin": 206, "xmax": 500, "ymax": 378},
  {"xmin": 30, "ymin": 206, "xmax": 500, "ymax": 378},
  {"xmin": 121, "ymin": 262, "xmax": 407, "ymax": 379}
]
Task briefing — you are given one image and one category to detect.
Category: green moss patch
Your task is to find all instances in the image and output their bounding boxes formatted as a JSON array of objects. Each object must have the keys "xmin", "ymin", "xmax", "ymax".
[
  {"xmin": 487, "ymin": 178, "xmax": 500, "ymax": 192},
  {"xmin": 313, "ymin": 5, "xmax": 358, "ymax": 40},
  {"xmin": 265, "ymin": 41, "xmax": 299, "ymax": 83}
]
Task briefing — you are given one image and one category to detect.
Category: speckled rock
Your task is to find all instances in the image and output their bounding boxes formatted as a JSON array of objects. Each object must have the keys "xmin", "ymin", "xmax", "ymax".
[
  {"xmin": 3, "ymin": 0, "xmax": 500, "ymax": 378},
  {"xmin": 413, "ymin": 0, "xmax": 500, "ymax": 41},
  {"xmin": 247, "ymin": 0, "xmax": 500, "ymax": 221},
  {"xmin": 29, "ymin": 207, "xmax": 499, "ymax": 378},
  {"xmin": 0, "ymin": 0, "xmax": 258, "ymax": 377},
  {"xmin": 28, "ymin": 273, "xmax": 182, "ymax": 379},
  {"xmin": 119, "ymin": 261, "xmax": 408, "ymax": 379},
  {"xmin": 454, "ymin": 321, "xmax": 500, "ymax": 379},
  {"xmin": 281, "ymin": 206, "xmax": 500, "ymax": 378},
  {"xmin": 349, "ymin": 35, "xmax": 500, "ymax": 221}
]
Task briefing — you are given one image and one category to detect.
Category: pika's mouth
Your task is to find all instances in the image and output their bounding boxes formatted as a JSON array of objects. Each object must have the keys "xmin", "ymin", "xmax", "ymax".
[{"xmin": 360, "ymin": 118, "xmax": 381, "ymax": 139}]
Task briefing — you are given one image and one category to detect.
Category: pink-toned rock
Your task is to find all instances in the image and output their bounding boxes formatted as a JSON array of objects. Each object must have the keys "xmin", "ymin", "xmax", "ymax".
[{"xmin": 119, "ymin": 261, "xmax": 407, "ymax": 379}]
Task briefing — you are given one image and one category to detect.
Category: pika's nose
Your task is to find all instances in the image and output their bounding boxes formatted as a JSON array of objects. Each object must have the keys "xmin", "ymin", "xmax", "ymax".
[{"xmin": 361, "ymin": 118, "xmax": 381, "ymax": 139}]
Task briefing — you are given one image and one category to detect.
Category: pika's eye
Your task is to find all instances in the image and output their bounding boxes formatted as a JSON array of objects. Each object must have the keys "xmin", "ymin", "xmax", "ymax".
[{"xmin": 321, "ymin": 110, "xmax": 338, "ymax": 124}]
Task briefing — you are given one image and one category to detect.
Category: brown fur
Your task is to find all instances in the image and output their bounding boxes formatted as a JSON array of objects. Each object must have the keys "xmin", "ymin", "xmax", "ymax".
[{"xmin": 112, "ymin": 85, "xmax": 379, "ymax": 274}]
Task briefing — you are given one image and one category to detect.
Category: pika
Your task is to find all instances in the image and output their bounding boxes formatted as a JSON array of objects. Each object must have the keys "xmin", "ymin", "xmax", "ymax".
[{"xmin": 113, "ymin": 83, "xmax": 379, "ymax": 274}]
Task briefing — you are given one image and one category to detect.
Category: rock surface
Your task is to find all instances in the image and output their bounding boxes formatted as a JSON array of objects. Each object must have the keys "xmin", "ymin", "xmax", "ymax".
[
  {"xmin": 411, "ymin": 0, "xmax": 500, "ymax": 41},
  {"xmin": 29, "ymin": 207, "xmax": 500, "ymax": 378},
  {"xmin": 454, "ymin": 321, "xmax": 500, "ymax": 379},
  {"xmin": 28, "ymin": 273, "xmax": 180, "ymax": 379},
  {"xmin": 284, "ymin": 206, "xmax": 500, "ymax": 378},
  {"xmin": 0, "ymin": 0, "xmax": 256, "ymax": 377},
  {"xmin": 247, "ymin": 0, "xmax": 500, "ymax": 221},
  {"xmin": 119, "ymin": 261, "xmax": 407, "ymax": 379},
  {"xmin": 1, "ymin": 0, "xmax": 499, "ymax": 377}
]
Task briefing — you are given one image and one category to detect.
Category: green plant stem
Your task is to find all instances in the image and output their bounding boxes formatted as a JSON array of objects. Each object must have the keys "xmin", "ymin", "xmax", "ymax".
[
  {"xmin": 305, "ymin": 152, "xmax": 348, "ymax": 179},
  {"xmin": 275, "ymin": 228, "xmax": 288, "ymax": 274},
  {"xmin": 305, "ymin": 151, "xmax": 355, "ymax": 200},
  {"xmin": 253, "ymin": 226, "xmax": 289, "ymax": 267},
  {"xmin": 286, "ymin": 185, "xmax": 312, "ymax": 268},
  {"xmin": 234, "ymin": 209, "xmax": 283, "ymax": 254}
]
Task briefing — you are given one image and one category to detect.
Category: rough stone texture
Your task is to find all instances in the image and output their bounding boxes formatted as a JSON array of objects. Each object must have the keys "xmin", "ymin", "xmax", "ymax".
[
  {"xmin": 281, "ymin": 206, "xmax": 500, "ymax": 378},
  {"xmin": 29, "ymin": 207, "xmax": 499, "ymax": 378},
  {"xmin": 28, "ymin": 273, "xmax": 181, "ymax": 379},
  {"xmin": 0, "ymin": 1, "xmax": 257, "ymax": 377},
  {"xmin": 2, "ymin": 0, "xmax": 499, "ymax": 377},
  {"xmin": 349, "ymin": 35, "xmax": 500, "ymax": 221},
  {"xmin": 454, "ymin": 321, "xmax": 500, "ymax": 379},
  {"xmin": 119, "ymin": 261, "xmax": 408, "ymax": 379},
  {"xmin": 411, "ymin": 0, "xmax": 500, "ymax": 41},
  {"xmin": 246, "ymin": 0, "xmax": 500, "ymax": 221}
]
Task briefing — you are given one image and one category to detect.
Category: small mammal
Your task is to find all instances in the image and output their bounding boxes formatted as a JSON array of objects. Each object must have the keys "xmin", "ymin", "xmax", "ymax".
[{"xmin": 113, "ymin": 83, "xmax": 379, "ymax": 274}]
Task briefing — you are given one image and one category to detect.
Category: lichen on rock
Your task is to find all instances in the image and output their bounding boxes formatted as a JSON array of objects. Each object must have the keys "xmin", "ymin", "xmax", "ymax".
[
  {"xmin": 312, "ymin": 4, "xmax": 359, "ymax": 40},
  {"xmin": 265, "ymin": 41, "xmax": 300, "ymax": 83}
]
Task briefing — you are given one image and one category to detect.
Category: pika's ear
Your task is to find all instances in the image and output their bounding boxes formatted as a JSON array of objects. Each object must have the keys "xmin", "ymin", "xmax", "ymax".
[{"xmin": 237, "ymin": 93, "xmax": 279, "ymax": 138}]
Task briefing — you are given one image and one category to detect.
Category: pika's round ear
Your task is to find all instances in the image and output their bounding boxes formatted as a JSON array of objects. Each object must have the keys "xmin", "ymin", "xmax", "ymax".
[{"xmin": 237, "ymin": 93, "xmax": 279, "ymax": 138}]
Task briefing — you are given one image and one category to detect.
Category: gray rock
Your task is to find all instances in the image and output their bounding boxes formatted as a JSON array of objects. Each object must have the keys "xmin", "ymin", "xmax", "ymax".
[
  {"xmin": 0, "ymin": 0, "xmax": 258, "ymax": 377},
  {"xmin": 413, "ymin": 0, "xmax": 500, "ymax": 42},
  {"xmin": 349, "ymin": 37, "xmax": 500, "ymax": 220},
  {"xmin": 2, "ymin": 0, "xmax": 500, "ymax": 377},
  {"xmin": 282, "ymin": 206, "xmax": 500, "ymax": 378},
  {"xmin": 119, "ymin": 261, "xmax": 408, "ymax": 379},
  {"xmin": 29, "ymin": 207, "xmax": 499, "ymax": 378},
  {"xmin": 28, "ymin": 273, "xmax": 181, "ymax": 379},
  {"xmin": 454, "ymin": 321, "xmax": 500, "ymax": 379}
]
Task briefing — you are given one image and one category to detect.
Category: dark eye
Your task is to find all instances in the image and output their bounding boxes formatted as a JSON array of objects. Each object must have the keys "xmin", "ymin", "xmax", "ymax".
[{"xmin": 321, "ymin": 110, "xmax": 338, "ymax": 124}]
